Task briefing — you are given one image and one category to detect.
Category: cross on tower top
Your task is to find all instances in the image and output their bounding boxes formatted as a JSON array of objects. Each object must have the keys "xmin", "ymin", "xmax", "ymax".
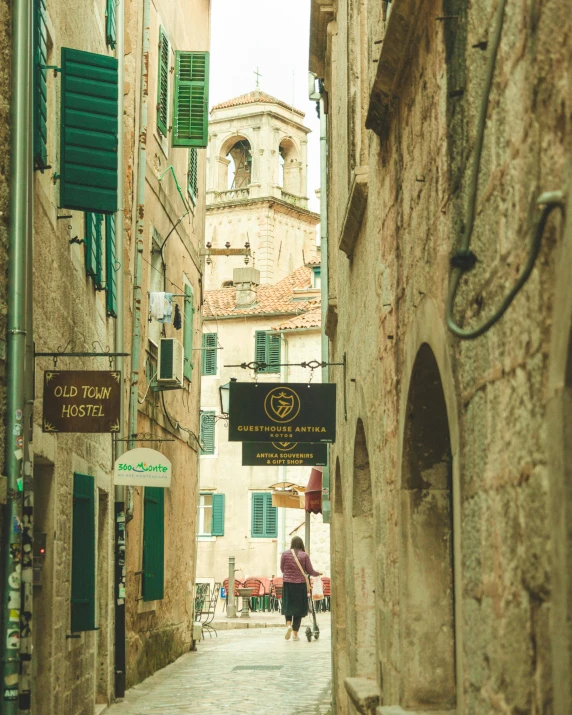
[{"xmin": 254, "ymin": 67, "xmax": 262, "ymax": 90}]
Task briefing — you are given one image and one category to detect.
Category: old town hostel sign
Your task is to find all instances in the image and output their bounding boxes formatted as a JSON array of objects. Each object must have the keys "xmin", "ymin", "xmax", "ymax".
[
  {"xmin": 42, "ymin": 370, "xmax": 121, "ymax": 433},
  {"xmin": 228, "ymin": 382, "xmax": 336, "ymax": 443}
]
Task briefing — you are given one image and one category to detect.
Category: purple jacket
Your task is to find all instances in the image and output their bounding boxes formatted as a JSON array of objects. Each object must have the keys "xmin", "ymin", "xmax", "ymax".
[{"xmin": 280, "ymin": 549, "xmax": 320, "ymax": 584}]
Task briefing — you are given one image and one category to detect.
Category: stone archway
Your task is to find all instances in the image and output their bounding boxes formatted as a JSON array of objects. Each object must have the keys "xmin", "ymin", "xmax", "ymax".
[
  {"xmin": 351, "ymin": 419, "xmax": 377, "ymax": 678},
  {"xmin": 278, "ymin": 137, "xmax": 301, "ymax": 194},
  {"xmin": 399, "ymin": 343, "xmax": 456, "ymax": 711},
  {"xmin": 331, "ymin": 458, "xmax": 349, "ymax": 713},
  {"xmin": 215, "ymin": 133, "xmax": 253, "ymax": 192}
]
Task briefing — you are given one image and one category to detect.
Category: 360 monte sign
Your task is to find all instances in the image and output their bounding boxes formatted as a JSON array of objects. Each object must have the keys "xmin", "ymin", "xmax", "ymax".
[
  {"xmin": 42, "ymin": 370, "xmax": 121, "ymax": 433},
  {"xmin": 114, "ymin": 448, "xmax": 172, "ymax": 488},
  {"xmin": 228, "ymin": 382, "xmax": 336, "ymax": 443}
]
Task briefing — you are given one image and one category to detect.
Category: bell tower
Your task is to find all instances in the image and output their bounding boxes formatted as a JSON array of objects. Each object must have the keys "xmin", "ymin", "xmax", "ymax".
[{"xmin": 204, "ymin": 90, "xmax": 320, "ymax": 289}]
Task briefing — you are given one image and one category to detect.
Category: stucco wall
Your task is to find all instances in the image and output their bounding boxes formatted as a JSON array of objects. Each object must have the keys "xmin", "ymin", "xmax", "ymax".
[{"xmin": 320, "ymin": 0, "xmax": 572, "ymax": 713}]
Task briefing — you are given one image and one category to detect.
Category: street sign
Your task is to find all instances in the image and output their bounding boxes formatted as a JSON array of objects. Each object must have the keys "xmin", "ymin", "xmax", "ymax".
[
  {"xmin": 228, "ymin": 382, "xmax": 336, "ymax": 443},
  {"xmin": 114, "ymin": 448, "xmax": 171, "ymax": 488},
  {"xmin": 242, "ymin": 441, "xmax": 328, "ymax": 466},
  {"xmin": 42, "ymin": 370, "xmax": 121, "ymax": 433}
]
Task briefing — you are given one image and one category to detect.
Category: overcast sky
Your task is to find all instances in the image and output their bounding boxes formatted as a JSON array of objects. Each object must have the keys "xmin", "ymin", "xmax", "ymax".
[{"xmin": 209, "ymin": 0, "xmax": 321, "ymax": 212}]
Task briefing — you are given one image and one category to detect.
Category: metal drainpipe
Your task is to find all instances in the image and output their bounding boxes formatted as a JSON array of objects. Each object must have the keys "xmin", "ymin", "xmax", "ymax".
[
  {"xmin": 1, "ymin": 0, "xmax": 32, "ymax": 710},
  {"xmin": 113, "ymin": 0, "xmax": 127, "ymax": 698},
  {"xmin": 319, "ymin": 95, "xmax": 331, "ymax": 525}
]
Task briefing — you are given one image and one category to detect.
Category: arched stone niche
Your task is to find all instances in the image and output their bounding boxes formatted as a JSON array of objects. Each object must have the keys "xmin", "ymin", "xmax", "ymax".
[
  {"xmin": 396, "ymin": 297, "xmax": 463, "ymax": 713},
  {"xmin": 351, "ymin": 419, "xmax": 377, "ymax": 679},
  {"xmin": 332, "ymin": 457, "xmax": 350, "ymax": 714},
  {"xmin": 215, "ymin": 133, "xmax": 253, "ymax": 191},
  {"xmin": 278, "ymin": 136, "xmax": 301, "ymax": 194}
]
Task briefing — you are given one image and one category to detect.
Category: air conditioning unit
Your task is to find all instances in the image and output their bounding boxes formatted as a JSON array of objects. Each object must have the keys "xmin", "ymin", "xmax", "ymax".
[{"xmin": 157, "ymin": 338, "xmax": 184, "ymax": 388}]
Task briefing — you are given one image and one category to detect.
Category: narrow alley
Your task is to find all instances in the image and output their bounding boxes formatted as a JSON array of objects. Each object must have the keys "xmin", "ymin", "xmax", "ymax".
[{"xmin": 106, "ymin": 619, "xmax": 332, "ymax": 715}]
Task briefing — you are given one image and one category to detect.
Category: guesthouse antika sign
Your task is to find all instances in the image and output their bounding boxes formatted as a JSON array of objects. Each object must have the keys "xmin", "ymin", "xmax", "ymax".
[{"xmin": 42, "ymin": 370, "xmax": 121, "ymax": 433}]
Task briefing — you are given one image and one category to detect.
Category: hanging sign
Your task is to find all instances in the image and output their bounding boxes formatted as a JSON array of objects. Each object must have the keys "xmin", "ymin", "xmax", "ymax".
[
  {"xmin": 42, "ymin": 371, "xmax": 121, "ymax": 433},
  {"xmin": 114, "ymin": 448, "xmax": 171, "ymax": 488},
  {"xmin": 229, "ymin": 382, "xmax": 336, "ymax": 443},
  {"xmin": 242, "ymin": 441, "xmax": 328, "ymax": 466}
]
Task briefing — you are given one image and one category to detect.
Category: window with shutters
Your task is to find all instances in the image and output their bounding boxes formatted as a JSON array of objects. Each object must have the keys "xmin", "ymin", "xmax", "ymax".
[
  {"xmin": 105, "ymin": 214, "xmax": 117, "ymax": 316},
  {"xmin": 142, "ymin": 487, "xmax": 164, "ymax": 601},
  {"xmin": 188, "ymin": 148, "xmax": 198, "ymax": 204},
  {"xmin": 251, "ymin": 493, "xmax": 278, "ymax": 538},
  {"xmin": 172, "ymin": 51, "xmax": 209, "ymax": 148},
  {"xmin": 105, "ymin": 0, "xmax": 117, "ymax": 49},
  {"xmin": 33, "ymin": 0, "xmax": 48, "ymax": 170},
  {"xmin": 254, "ymin": 331, "xmax": 281, "ymax": 373},
  {"xmin": 60, "ymin": 48, "xmax": 119, "ymax": 214},
  {"xmin": 198, "ymin": 494, "xmax": 224, "ymax": 537},
  {"xmin": 201, "ymin": 333, "xmax": 217, "ymax": 375},
  {"xmin": 71, "ymin": 473, "xmax": 97, "ymax": 631},
  {"xmin": 157, "ymin": 28, "xmax": 170, "ymax": 137},
  {"xmin": 183, "ymin": 283, "xmax": 194, "ymax": 381},
  {"xmin": 200, "ymin": 411, "xmax": 215, "ymax": 455},
  {"xmin": 85, "ymin": 212, "xmax": 105, "ymax": 290}
]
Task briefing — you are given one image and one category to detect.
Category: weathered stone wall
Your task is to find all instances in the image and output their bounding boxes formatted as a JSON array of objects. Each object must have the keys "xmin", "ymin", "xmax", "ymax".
[{"xmin": 319, "ymin": 0, "xmax": 572, "ymax": 713}]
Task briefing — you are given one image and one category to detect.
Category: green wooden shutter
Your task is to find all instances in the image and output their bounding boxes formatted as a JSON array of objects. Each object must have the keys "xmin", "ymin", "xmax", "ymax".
[
  {"xmin": 105, "ymin": 214, "xmax": 117, "ymax": 316},
  {"xmin": 255, "ymin": 331, "xmax": 267, "ymax": 372},
  {"xmin": 157, "ymin": 28, "xmax": 169, "ymax": 137},
  {"xmin": 172, "ymin": 51, "xmax": 209, "ymax": 148},
  {"xmin": 60, "ymin": 47, "xmax": 119, "ymax": 214},
  {"xmin": 142, "ymin": 487, "xmax": 165, "ymax": 601},
  {"xmin": 201, "ymin": 333, "xmax": 217, "ymax": 375},
  {"xmin": 200, "ymin": 411, "xmax": 215, "ymax": 455},
  {"xmin": 251, "ymin": 493, "xmax": 265, "ymax": 537},
  {"xmin": 267, "ymin": 333, "xmax": 281, "ymax": 373},
  {"xmin": 33, "ymin": 0, "xmax": 48, "ymax": 170},
  {"xmin": 71, "ymin": 473, "xmax": 96, "ymax": 631},
  {"xmin": 211, "ymin": 494, "xmax": 225, "ymax": 536},
  {"xmin": 264, "ymin": 493, "xmax": 278, "ymax": 537},
  {"xmin": 187, "ymin": 148, "xmax": 198, "ymax": 203},
  {"xmin": 85, "ymin": 212, "xmax": 97, "ymax": 276},
  {"xmin": 94, "ymin": 213, "xmax": 104, "ymax": 290},
  {"xmin": 105, "ymin": 0, "xmax": 117, "ymax": 49},
  {"xmin": 183, "ymin": 284, "xmax": 194, "ymax": 380}
]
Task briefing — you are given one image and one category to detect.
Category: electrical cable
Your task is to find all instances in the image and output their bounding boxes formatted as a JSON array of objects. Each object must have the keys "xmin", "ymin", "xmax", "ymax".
[{"xmin": 446, "ymin": 0, "xmax": 566, "ymax": 339}]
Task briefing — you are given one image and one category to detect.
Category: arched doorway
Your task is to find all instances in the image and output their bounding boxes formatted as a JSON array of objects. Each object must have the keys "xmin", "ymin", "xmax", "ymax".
[
  {"xmin": 332, "ymin": 458, "xmax": 349, "ymax": 713},
  {"xmin": 351, "ymin": 419, "xmax": 377, "ymax": 678},
  {"xmin": 400, "ymin": 343, "xmax": 456, "ymax": 710}
]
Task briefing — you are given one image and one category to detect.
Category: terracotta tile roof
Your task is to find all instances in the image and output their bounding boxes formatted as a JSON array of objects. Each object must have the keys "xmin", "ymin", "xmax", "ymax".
[
  {"xmin": 204, "ymin": 266, "xmax": 319, "ymax": 318},
  {"xmin": 272, "ymin": 307, "xmax": 322, "ymax": 331},
  {"xmin": 211, "ymin": 90, "xmax": 305, "ymax": 117}
]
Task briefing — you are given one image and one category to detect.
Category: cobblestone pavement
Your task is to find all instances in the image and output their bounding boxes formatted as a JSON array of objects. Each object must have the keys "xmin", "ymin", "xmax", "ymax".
[{"xmin": 107, "ymin": 616, "xmax": 332, "ymax": 714}]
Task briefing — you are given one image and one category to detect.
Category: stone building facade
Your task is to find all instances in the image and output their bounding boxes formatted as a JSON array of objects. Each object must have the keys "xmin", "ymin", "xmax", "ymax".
[
  {"xmin": 311, "ymin": 1, "xmax": 571, "ymax": 714},
  {"xmin": 0, "ymin": 0, "xmax": 209, "ymax": 711}
]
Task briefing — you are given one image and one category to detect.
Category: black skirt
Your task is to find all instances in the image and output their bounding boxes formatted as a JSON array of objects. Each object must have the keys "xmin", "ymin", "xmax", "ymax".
[{"xmin": 282, "ymin": 581, "xmax": 308, "ymax": 618}]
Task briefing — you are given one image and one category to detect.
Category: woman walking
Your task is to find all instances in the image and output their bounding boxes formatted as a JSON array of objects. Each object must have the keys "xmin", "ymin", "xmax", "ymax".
[{"xmin": 280, "ymin": 536, "xmax": 321, "ymax": 641}]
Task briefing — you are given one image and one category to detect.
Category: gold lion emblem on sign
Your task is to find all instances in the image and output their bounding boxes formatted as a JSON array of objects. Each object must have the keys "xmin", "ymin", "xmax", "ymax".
[
  {"xmin": 264, "ymin": 387, "xmax": 301, "ymax": 424},
  {"xmin": 272, "ymin": 442, "xmax": 298, "ymax": 452}
]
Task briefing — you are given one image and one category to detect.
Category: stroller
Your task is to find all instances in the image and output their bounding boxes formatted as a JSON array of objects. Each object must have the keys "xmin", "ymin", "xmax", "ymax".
[{"xmin": 305, "ymin": 580, "xmax": 321, "ymax": 641}]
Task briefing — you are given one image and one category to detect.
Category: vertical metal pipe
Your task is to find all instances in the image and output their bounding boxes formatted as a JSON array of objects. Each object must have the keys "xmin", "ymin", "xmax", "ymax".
[
  {"xmin": 113, "ymin": 0, "xmax": 127, "ymax": 698},
  {"xmin": 227, "ymin": 557, "xmax": 236, "ymax": 618},
  {"xmin": 319, "ymin": 97, "xmax": 331, "ymax": 524},
  {"xmin": 1, "ymin": 0, "xmax": 33, "ymax": 710}
]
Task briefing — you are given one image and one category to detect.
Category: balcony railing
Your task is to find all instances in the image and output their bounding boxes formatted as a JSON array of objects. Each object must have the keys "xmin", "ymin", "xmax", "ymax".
[
  {"xmin": 213, "ymin": 188, "xmax": 250, "ymax": 203},
  {"xmin": 280, "ymin": 190, "xmax": 306, "ymax": 207}
]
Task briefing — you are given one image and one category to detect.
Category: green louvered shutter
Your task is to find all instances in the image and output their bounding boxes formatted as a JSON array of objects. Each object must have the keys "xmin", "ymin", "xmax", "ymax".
[
  {"xmin": 105, "ymin": 0, "xmax": 117, "ymax": 49},
  {"xmin": 188, "ymin": 148, "xmax": 198, "ymax": 203},
  {"xmin": 183, "ymin": 284, "xmax": 194, "ymax": 380},
  {"xmin": 267, "ymin": 333, "xmax": 281, "ymax": 373},
  {"xmin": 255, "ymin": 331, "xmax": 267, "ymax": 372},
  {"xmin": 142, "ymin": 487, "xmax": 164, "ymax": 601},
  {"xmin": 105, "ymin": 214, "xmax": 117, "ymax": 316},
  {"xmin": 200, "ymin": 411, "xmax": 215, "ymax": 455},
  {"xmin": 33, "ymin": 0, "xmax": 48, "ymax": 170},
  {"xmin": 157, "ymin": 28, "xmax": 169, "ymax": 137},
  {"xmin": 85, "ymin": 212, "xmax": 97, "ymax": 276},
  {"xmin": 211, "ymin": 494, "xmax": 225, "ymax": 536},
  {"xmin": 60, "ymin": 48, "xmax": 118, "ymax": 214},
  {"xmin": 264, "ymin": 493, "xmax": 278, "ymax": 537},
  {"xmin": 172, "ymin": 51, "xmax": 209, "ymax": 148},
  {"xmin": 71, "ymin": 473, "xmax": 96, "ymax": 631},
  {"xmin": 251, "ymin": 493, "xmax": 265, "ymax": 537},
  {"xmin": 94, "ymin": 213, "xmax": 104, "ymax": 290},
  {"xmin": 202, "ymin": 333, "xmax": 217, "ymax": 375}
]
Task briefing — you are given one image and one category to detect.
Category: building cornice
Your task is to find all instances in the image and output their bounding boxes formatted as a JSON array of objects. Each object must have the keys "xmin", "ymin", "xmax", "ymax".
[{"xmin": 206, "ymin": 196, "xmax": 320, "ymax": 223}]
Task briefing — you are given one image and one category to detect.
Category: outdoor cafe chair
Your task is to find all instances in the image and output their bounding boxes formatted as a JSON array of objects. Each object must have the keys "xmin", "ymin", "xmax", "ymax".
[
  {"xmin": 222, "ymin": 578, "xmax": 244, "ymax": 613},
  {"xmin": 195, "ymin": 582, "xmax": 220, "ymax": 638},
  {"xmin": 243, "ymin": 578, "xmax": 264, "ymax": 611},
  {"xmin": 270, "ymin": 578, "xmax": 283, "ymax": 612}
]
